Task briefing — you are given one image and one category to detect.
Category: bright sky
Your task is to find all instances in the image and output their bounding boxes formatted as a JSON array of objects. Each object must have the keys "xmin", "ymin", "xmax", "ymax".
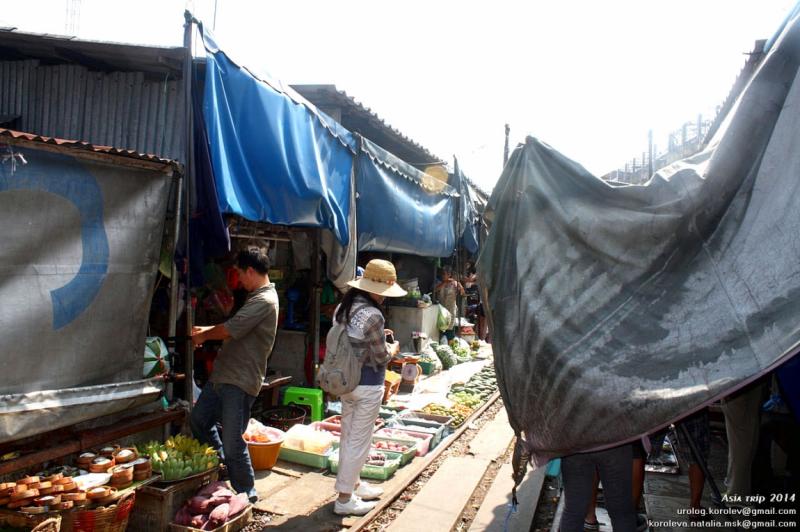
[{"xmin": 2, "ymin": 0, "xmax": 796, "ymax": 191}]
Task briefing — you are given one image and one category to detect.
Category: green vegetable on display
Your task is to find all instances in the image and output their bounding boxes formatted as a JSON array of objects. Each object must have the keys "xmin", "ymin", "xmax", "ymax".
[{"xmin": 434, "ymin": 345, "xmax": 457, "ymax": 370}]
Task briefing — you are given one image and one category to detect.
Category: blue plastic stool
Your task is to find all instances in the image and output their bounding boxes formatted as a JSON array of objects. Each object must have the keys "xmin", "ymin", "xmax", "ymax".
[{"xmin": 282, "ymin": 386, "xmax": 324, "ymax": 422}]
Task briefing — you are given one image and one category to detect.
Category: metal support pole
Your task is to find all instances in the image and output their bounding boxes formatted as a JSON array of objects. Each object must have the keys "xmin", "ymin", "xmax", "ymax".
[
  {"xmin": 166, "ymin": 176, "xmax": 183, "ymax": 402},
  {"xmin": 182, "ymin": 10, "xmax": 197, "ymax": 408},
  {"xmin": 311, "ymin": 230, "xmax": 322, "ymax": 387}
]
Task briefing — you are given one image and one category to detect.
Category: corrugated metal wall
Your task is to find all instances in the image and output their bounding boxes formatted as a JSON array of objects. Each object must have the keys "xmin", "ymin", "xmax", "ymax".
[{"xmin": 0, "ymin": 59, "xmax": 185, "ymax": 162}]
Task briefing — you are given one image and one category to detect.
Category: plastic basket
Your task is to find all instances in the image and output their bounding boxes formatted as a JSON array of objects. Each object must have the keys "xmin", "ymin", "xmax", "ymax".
[
  {"xmin": 278, "ymin": 443, "xmax": 337, "ymax": 469},
  {"xmin": 260, "ymin": 405, "xmax": 306, "ymax": 432},
  {"xmin": 371, "ymin": 436, "xmax": 417, "ymax": 465},
  {"xmin": 322, "ymin": 415, "xmax": 384, "ymax": 431},
  {"xmin": 374, "ymin": 427, "xmax": 433, "ymax": 456},
  {"xmin": 400, "ymin": 411, "xmax": 454, "ymax": 427},
  {"xmin": 417, "ymin": 360, "xmax": 439, "ymax": 376},
  {"xmin": 377, "ymin": 408, "xmax": 399, "ymax": 421},
  {"xmin": 309, "ymin": 421, "xmax": 342, "ymax": 440},
  {"xmin": 392, "ymin": 419, "xmax": 446, "ymax": 449},
  {"xmin": 328, "ymin": 450, "xmax": 401, "ymax": 480}
]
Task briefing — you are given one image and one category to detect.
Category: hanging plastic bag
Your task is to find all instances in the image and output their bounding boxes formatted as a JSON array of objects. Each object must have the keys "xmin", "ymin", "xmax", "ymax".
[{"xmin": 437, "ymin": 304, "xmax": 452, "ymax": 332}]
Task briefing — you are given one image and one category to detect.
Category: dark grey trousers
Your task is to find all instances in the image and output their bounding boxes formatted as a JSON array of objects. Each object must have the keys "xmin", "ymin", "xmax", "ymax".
[{"xmin": 560, "ymin": 444, "xmax": 636, "ymax": 532}]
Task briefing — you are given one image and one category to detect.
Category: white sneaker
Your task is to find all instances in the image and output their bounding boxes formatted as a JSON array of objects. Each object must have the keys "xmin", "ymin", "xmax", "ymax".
[
  {"xmin": 334, "ymin": 495, "xmax": 376, "ymax": 516},
  {"xmin": 355, "ymin": 481, "xmax": 384, "ymax": 501}
]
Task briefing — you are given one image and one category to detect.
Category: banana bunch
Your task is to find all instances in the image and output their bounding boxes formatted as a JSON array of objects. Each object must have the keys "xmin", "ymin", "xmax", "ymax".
[
  {"xmin": 136, "ymin": 436, "xmax": 219, "ymax": 481},
  {"xmin": 156, "ymin": 454, "xmax": 220, "ymax": 480},
  {"xmin": 165, "ymin": 435, "xmax": 217, "ymax": 457}
]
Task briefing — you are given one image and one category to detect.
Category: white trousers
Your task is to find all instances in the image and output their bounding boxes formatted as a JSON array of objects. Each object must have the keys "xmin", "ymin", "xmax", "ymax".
[{"xmin": 335, "ymin": 384, "xmax": 384, "ymax": 494}]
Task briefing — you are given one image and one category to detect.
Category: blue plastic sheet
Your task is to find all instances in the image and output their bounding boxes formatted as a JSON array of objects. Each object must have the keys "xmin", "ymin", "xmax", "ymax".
[
  {"xmin": 356, "ymin": 137, "xmax": 458, "ymax": 257},
  {"xmin": 452, "ymin": 159, "xmax": 480, "ymax": 255},
  {"xmin": 201, "ymin": 28, "xmax": 355, "ymax": 245}
]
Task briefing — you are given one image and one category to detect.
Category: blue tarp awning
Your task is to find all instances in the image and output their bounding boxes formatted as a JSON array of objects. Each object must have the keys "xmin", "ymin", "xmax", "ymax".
[
  {"xmin": 452, "ymin": 159, "xmax": 480, "ymax": 255},
  {"xmin": 201, "ymin": 28, "xmax": 356, "ymax": 245},
  {"xmin": 199, "ymin": 27, "xmax": 466, "ymax": 257},
  {"xmin": 356, "ymin": 137, "xmax": 459, "ymax": 257}
]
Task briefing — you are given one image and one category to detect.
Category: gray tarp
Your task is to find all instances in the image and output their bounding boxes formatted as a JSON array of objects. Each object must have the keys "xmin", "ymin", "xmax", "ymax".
[
  {"xmin": 479, "ymin": 11, "xmax": 800, "ymax": 465},
  {"xmin": 0, "ymin": 145, "xmax": 171, "ymax": 442}
]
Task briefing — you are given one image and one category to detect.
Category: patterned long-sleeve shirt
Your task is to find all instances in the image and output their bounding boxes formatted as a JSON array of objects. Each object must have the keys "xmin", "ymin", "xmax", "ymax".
[{"xmin": 345, "ymin": 296, "xmax": 391, "ymax": 369}]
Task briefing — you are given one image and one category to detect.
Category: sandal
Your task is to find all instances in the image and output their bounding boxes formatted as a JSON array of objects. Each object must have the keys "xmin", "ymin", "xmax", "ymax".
[{"xmin": 584, "ymin": 520, "xmax": 606, "ymax": 531}]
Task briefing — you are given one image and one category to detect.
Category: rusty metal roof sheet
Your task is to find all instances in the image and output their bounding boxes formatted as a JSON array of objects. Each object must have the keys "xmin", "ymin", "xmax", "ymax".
[{"xmin": 0, "ymin": 128, "xmax": 181, "ymax": 170}]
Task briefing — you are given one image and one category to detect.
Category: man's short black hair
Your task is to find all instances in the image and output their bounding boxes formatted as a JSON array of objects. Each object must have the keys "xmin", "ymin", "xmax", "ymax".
[{"xmin": 236, "ymin": 249, "xmax": 270, "ymax": 275}]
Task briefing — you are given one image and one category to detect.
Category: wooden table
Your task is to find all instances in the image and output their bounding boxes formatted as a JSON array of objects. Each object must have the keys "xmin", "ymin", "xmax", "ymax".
[{"xmin": 259, "ymin": 375, "xmax": 293, "ymax": 410}]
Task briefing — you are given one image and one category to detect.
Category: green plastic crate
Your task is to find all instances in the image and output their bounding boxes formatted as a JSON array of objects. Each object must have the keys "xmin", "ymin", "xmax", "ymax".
[
  {"xmin": 328, "ymin": 450, "xmax": 402, "ymax": 480},
  {"xmin": 371, "ymin": 436, "xmax": 417, "ymax": 465},
  {"xmin": 278, "ymin": 443, "xmax": 337, "ymax": 469}
]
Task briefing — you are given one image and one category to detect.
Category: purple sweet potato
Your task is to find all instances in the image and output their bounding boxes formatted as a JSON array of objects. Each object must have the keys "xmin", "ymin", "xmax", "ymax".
[
  {"xmin": 211, "ymin": 488, "xmax": 234, "ymax": 499},
  {"xmin": 174, "ymin": 505, "xmax": 193, "ymax": 526},
  {"xmin": 190, "ymin": 513, "xmax": 208, "ymax": 528},
  {"xmin": 208, "ymin": 502, "xmax": 230, "ymax": 528},
  {"xmin": 208, "ymin": 490, "xmax": 233, "ymax": 511},
  {"xmin": 187, "ymin": 496, "xmax": 211, "ymax": 514},
  {"xmin": 228, "ymin": 493, "xmax": 248, "ymax": 517},
  {"xmin": 198, "ymin": 481, "xmax": 229, "ymax": 497}
]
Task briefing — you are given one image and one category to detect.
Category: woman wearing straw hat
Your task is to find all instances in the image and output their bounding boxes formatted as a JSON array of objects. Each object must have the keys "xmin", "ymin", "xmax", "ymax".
[{"xmin": 333, "ymin": 259, "xmax": 406, "ymax": 516}]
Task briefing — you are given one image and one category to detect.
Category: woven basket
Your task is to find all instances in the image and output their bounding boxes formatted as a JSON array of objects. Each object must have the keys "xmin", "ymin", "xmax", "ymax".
[
  {"xmin": 0, "ymin": 510, "xmax": 61, "ymax": 531},
  {"xmin": 32, "ymin": 517, "xmax": 63, "ymax": 532},
  {"xmin": 63, "ymin": 491, "xmax": 135, "ymax": 532}
]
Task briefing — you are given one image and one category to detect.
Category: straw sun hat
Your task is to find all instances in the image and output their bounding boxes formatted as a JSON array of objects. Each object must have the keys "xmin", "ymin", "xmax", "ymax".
[{"xmin": 347, "ymin": 259, "xmax": 407, "ymax": 298}]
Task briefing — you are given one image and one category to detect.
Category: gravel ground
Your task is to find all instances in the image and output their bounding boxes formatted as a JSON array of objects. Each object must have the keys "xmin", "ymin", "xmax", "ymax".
[
  {"xmin": 531, "ymin": 479, "xmax": 559, "ymax": 532},
  {"xmin": 242, "ymin": 509, "xmax": 274, "ymax": 531}
]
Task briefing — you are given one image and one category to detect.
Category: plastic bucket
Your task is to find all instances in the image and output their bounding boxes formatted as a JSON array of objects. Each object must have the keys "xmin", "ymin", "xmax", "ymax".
[
  {"xmin": 248, "ymin": 440, "xmax": 283, "ymax": 470},
  {"xmin": 247, "ymin": 426, "xmax": 285, "ymax": 470},
  {"xmin": 260, "ymin": 405, "xmax": 306, "ymax": 432}
]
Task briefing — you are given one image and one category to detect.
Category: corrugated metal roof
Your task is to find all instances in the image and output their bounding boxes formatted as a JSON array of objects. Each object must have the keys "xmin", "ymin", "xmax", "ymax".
[
  {"xmin": 0, "ymin": 127, "xmax": 180, "ymax": 169},
  {"xmin": 0, "ymin": 30, "xmax": 186, "ymax": 163},
  {"xmin": 291, "ymin": 84, "xmax": 446, "ymax": 167},
  {"xmin": 0, "ymin": 29, "xmax": 184, "ymax": 75},
  {"xmin": 0, "ymin": 58, "xmax": 185, "ymax": 163}
]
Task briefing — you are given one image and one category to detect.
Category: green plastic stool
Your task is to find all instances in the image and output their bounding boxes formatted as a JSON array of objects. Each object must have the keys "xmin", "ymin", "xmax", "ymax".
[{"xmin": 282, "ymin": 386, "xmax": 324, "ymax": 422}]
